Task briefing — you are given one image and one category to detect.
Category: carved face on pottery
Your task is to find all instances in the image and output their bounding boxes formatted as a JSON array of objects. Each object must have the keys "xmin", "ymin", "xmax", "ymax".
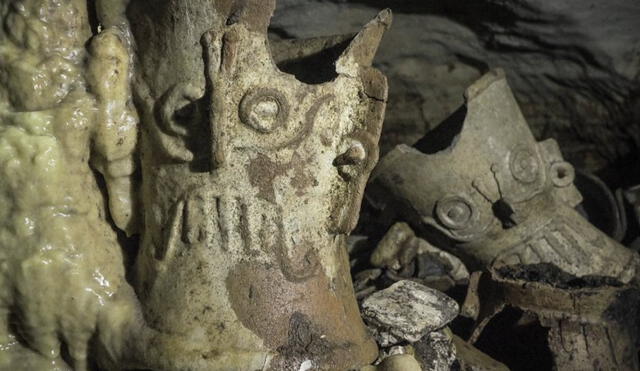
[
  {"xmin": 202, "ymin": 18, "xmax": 389, "ymax": 271},
  {"xmin": 140, "ymin": 9, "xmax": 390, "ymax": 275},
  {"xmin": 131, "ymin": 4, "xmax": 390, "ymax": 369},
  {"xmin": 372, "ymin": 71, "xmax": 557, "ymax": 247},
  {"xmin": 370, "ymin": 70, "xmax": 639, "ymax": 283}
]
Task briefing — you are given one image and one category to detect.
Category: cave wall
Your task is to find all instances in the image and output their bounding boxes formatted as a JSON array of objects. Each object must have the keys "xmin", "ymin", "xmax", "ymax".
[{"xmin": 269, "ymin": 0, "xmax": 640, "ymax": 175}]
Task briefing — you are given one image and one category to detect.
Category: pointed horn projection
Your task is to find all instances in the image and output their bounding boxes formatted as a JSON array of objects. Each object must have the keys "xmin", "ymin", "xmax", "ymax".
[
  {"xmin": 336, "ymin": 9, "xmax": 392, "ymax": 76},
  {"xmin": 226, "ymin": 0, "xmax": 276, "ymax": 34}
]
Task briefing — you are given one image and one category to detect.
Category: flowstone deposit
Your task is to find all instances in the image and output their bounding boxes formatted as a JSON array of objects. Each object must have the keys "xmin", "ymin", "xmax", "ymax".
[{"xmin": 0, "ymin": 1, "xmax": 139, "ymax": 369}]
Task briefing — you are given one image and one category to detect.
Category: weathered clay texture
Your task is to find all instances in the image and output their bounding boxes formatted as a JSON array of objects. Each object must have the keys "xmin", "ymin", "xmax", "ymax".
[
  {"xmin": 369, "ymin": 69, "xmax": 640, "ymax": 283},
  {"xmin": 128, "ymin": 1, "xmax": 391, "ymax": 369},
  {"xmin": 470, "ymin": 265, "xmax": 640, "ymax": 370}
]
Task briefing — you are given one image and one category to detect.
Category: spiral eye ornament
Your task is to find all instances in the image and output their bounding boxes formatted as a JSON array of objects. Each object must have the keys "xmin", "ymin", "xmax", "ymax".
[
  {"xmin": 436, "ymin": 195, "xmax": 475, "ymax": 230},
  {"xmin": 239, "ymin": 88, "xmax": 289, "ymax": 133},
  {"xmin": 509, "ymin": 147, "xmax": 540, "ymax": 184},
  {"xmin": 509, "ymin": 148, "xmax": 540, "ymax": 184}
]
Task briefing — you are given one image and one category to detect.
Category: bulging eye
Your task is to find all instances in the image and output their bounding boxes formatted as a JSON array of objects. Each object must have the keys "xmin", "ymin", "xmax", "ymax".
[
  {"xmin": 509, "ymin": 147, "xmax": 540, "ymax": 184},
  {"xmin": 239, "ymin": 88, "xmax": 289, "ymax": 133},
  {"xmin": 435, "ymin": 195, "xmax": 475, "ymax": 230}
]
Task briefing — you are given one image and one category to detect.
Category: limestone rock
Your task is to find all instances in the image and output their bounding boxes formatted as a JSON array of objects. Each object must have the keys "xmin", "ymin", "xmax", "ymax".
[
  {"xmin": 414, "ymin": 329, "xmax": 457, "ymax": 371},
  {"xmin": 371, "ymin": 222, "xmax": 416, "ymax": 269},
  {"xmin": 354, "ymin": 268, "xmax": 383, "ymax": 300},
  {"xmin": 0, "ymin": 1, "xmax": 141, "ymax": 369},
  {"xmin": 412, "ymin": 328, "xmax": 509, "ymax": 371},
  {"xmin": 377, "ymin": 354, "xmax": 423, "ymax": 371},
  {"xmin": 361, "ymin": 280, "xmax": 459, "ymax": 346}
]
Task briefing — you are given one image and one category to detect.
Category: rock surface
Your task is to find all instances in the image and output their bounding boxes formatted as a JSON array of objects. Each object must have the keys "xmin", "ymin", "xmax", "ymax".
[
  {"xmin": 376, "ymin": 354, "xmax": 423, "ymax": 371},
  {"xmin": 367, "ymin": 222, "xmax": 469, "ymax": 292},
  {"xmin": 414, "ymin": 329, "xmax": 457, "ymax": 371},
  {"xmin": 361, "ymin": 280, "xmax": 459, "ymax": 346}
]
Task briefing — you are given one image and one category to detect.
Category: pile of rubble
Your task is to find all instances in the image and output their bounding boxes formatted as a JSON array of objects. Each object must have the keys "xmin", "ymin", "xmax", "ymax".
[
  {"xmin": 350, "ymin": 70, "xmax": 640, "ymax": 371},
  {"xmin": 350, "ymin": 224, "xmax": 511, "ymax": 371}
]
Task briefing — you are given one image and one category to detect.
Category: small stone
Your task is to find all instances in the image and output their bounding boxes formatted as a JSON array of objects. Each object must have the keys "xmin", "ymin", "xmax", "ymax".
[
  {"xmin": 377, "ymin": 354, "xmax": 422, "ymax": 371},
  {"xmin": 359, "ymin": 353, "xmax": 422, "ymax": 371},
  {"xmin": 419, "ymin": 276, "xmax": 457, "ymax": 293},
  {"xmin": 381, "ymin": 344, "xmax": 410, "ymax": 358},
  {"xmin": 354, "ymin": 268, "xmax": 383, "ymax": 291},
  {"xmin": 354, "ymin": 268, "xmax": 382, "ymax": 300},
  {"xmin": 416, "ymin": 255, "xmax": 449, "ymax": 278},
  {"xmin": 370, "ymin": 222, "xmax": 415, "ymax": 269},
  {"xmin": 361, "ymin": 280, "xmax": 459, "ymax": 346},
  {"xmin": 414, "ymin": 328, "xmax": 457, "ymax": 371},
  {"xmin": 369, "ymin": 222, "xmax": 469, "ymax": 289},
  {"xmin": 415, "ymin": 239, "xmax": 469, "ymax": 285}
]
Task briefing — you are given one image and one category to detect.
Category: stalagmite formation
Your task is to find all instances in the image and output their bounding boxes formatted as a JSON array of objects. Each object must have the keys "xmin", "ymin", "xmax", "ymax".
[{"xmin": 0, "ymin": 0, "xmax": 139, "ymax": 369}]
